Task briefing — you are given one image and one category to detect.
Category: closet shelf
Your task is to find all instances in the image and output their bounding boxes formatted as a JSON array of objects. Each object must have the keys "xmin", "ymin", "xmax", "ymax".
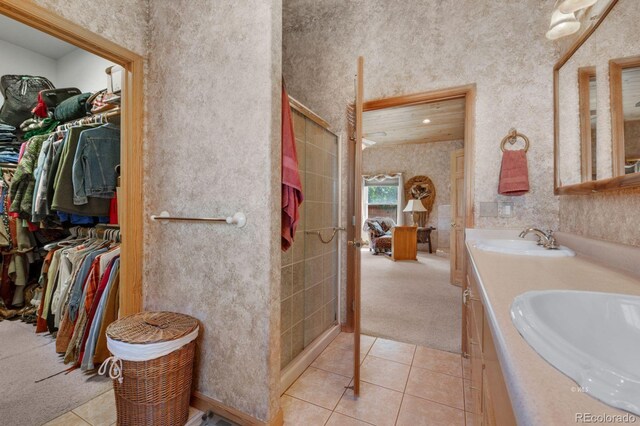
[{"xmin": 150, "ymin": 211, "xmax": 247, "ymax": 228}]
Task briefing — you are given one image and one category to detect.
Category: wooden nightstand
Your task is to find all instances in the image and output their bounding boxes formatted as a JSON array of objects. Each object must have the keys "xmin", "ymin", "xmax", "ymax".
[{"xmin": 391, "ymin": 226, "xmax": 418, "ymax": 261}]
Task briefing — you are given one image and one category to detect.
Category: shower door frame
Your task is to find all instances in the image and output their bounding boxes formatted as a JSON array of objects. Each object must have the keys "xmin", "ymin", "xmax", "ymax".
[
  {"xmin": 0, "ymin": 0, "xmax": 145, "ymax": 316},
  {"xmin": 280, "ymin": 97, "xmax": 343, "ymax": 393}
]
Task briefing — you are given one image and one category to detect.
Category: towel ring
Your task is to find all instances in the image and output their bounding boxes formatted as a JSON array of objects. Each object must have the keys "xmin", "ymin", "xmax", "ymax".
[{"xmin": 500, "ymin": 128, "xmax": 529, "ymax": 152}]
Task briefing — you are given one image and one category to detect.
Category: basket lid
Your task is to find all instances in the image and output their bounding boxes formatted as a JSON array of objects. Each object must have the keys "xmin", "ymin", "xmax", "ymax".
[{"xmin": 106, "ymin": 311, "xmax": 198, "ymax": 344}]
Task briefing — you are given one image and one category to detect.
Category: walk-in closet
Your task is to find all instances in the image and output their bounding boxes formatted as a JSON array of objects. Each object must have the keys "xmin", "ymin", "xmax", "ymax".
[{"xmin": 0, "ymin": 14, "xmax": 126, "ymax": 425}]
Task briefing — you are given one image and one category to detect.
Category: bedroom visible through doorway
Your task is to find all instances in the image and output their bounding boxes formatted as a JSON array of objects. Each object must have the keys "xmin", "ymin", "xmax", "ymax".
[{"xmin": 357, "ymin": 90, "xmax": 472, "ymax": 353}]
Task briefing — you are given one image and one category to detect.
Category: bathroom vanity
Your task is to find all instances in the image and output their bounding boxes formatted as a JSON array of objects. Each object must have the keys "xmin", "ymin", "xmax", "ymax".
[{"xmin": 463, "ymin": 230, "xmax": 640, "ymax": 425}]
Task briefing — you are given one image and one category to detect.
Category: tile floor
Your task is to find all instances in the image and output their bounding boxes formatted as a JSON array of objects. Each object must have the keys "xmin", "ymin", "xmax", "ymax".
[
  {"xmin": 45, "ymin": 332, "xmax": 471, "ymax": 426},
  {"xmin": 283, "ymin": 332, "xmax": 474, "ymax": 426},
  {"xmin": 44, "ymin": 389, "xmax": 207, "ymax": 426}
]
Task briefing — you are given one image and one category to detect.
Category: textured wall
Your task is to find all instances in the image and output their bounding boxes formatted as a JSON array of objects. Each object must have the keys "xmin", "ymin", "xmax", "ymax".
[
  {"xmin": 559, "ymin": 187, "xmax": 640, "ymax": 246},
  {"xmin": 284, "ymin": 0, "xmax": 560, "ymax": 232},
  {"xmin": 143, "ymin": 1, "xmax": 282, "ymax": 421},
  {"xmin": 283, "ymin": 0, "xmax": 560, "ymax": 322},
  {"xmin": 559, "ymin": 0, "xmax": 640, "ymax": 246},
  {"xmin": 362, "ymin": 140, "xmax": 463, "ymax": 230},
  {"xmin": 32, "ymin": 0, "xmax": 148, "ymax": 56},
  {"xmin": 26, "ymin": 0, "xmax": 283, "ymax": 420}
]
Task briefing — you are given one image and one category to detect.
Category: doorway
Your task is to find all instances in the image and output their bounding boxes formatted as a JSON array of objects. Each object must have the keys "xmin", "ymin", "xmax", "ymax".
[
  {"xmin": 346, "ymin": 85, "xmax": 476, "ymax": 354},
  {"xmin": 0, "ymin": 2, "xmax": 144, "ymax": 424},
  {"xmin": 359, "ymin": 96, "xmax": 466, "ymax": 352}
]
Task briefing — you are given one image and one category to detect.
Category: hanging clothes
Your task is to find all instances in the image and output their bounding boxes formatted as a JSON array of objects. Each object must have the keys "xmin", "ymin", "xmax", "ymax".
[
  {"xmin": 0, "ymin": 81, "xmax": 123, "ymax": 375},
  {"xmin": 51, "ymin": 124, "xmax": 111, "ymax": 217}
]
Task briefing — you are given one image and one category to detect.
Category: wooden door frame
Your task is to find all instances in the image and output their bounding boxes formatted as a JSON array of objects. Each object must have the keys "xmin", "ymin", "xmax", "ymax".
[
  {"xmin": 450, "ymin": 148, "xmax": 465, "ymax": 286},
  {"xmin": 344, "ymin": 84, "xmax": 476, "ymax": 332},
  {"xmin": 0, "ymin": 0, "xmax": 145, "ymax": 316}
]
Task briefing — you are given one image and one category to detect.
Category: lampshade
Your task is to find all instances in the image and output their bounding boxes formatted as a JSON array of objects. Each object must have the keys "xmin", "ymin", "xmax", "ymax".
[
  {"xmin": 558, "ymin": 0, "xmax": 598, "ymax": 14},
  {"xmin": 546, "ymin": 9, "xmax": 581, "ymax": 40},
  {"xmin": 403, "ymin": 199, "xmax": 427, "ymax": 213}
]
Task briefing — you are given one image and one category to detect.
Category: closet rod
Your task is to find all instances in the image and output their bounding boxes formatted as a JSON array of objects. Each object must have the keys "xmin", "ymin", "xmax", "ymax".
[
  {"xmin": 150, "ymin": 211, "xmax": 247, "ymax": 228},
  {"xmin": 57, "ymin": 108, "xmax": 121, "ymax": 131}
]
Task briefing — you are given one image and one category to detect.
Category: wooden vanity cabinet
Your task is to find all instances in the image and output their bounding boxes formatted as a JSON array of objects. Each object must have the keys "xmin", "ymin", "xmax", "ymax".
[{"xmin": 465, "ymin": 253, "xmax": 517, "ymax": 426}]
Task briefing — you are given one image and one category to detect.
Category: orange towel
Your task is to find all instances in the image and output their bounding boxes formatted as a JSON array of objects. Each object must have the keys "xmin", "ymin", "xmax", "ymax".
[
  {"xmin": 281, "ymin": 81, "xmax": 303, "ymax": 251},
  {"xmin": 498, "ymin": 149, "xmax": 529, "ymax": 196}
]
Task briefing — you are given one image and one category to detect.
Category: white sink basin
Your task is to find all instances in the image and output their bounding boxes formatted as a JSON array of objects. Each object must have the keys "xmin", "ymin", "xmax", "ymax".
[
  {"xmin": 473, "ymin": 239, "xmax": 575, "ymax": 257},
  {"xmin": 511, "ymin": 290, "xmax": 640, "ymax": 415}
]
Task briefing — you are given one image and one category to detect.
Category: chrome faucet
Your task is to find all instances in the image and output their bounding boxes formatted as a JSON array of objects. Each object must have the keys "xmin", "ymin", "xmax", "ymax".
[{"xmin": 519, "ymin": 228, "xmax": 559, "ymax": 250}]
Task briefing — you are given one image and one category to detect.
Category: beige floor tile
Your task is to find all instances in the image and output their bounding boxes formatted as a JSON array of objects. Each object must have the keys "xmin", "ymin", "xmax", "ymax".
[
  {"xmin": 335, "ymin": 381, "xmax": 403, "ymax": 426},
  {"xmin": 360, "ymin": 355, "xmax": 410, "ymax": 392},
  {"xmin": 72, "ymin": 390, "xmax": 116, "ymax": 426},
  {"xmin": 405, "ymin": 366, "xmax": 464, "ymax": 410},
  {"xmin": 285, "ymin": 367, "xmax": 350, "ymax": 410},
  {"xmin": 45, "ymin": 412, "xmax": 91, "ymax": 426},
  {"xmin": 330, "ymin": 332, "xmax": 376, "ymax": 355},
  {"xmin": 412, "ymin": 346, "xmax": 462, "ymax": 377},
  {"xmin": 312, "ymin": 344, "xmax": 354, "ymax": 377},
  {"xmin": 462, "ymin": 357, "xmax": 471, "ymax": 380},
  {"xmin": 281, "ymin": 395, "xmax": 332, "ymax": 425},
  {"xmin": 325, "ymin": 412, "xmax": 373, "ymax": 425},
  {"xmin": 396, "ymin": 394, "xmax": 465, "ymax": 426},
  {"xmin": 368, "ymin": 338, "xmax": 415, "ymax": 365},
  {"xmin": 466, "ymin": 411, "xmax": 479, "ymax": 426}
]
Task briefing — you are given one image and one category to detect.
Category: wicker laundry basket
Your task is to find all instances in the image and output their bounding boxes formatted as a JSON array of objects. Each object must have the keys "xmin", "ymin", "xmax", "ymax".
[{"xmin": 104, "ymin": 311, "xmax": 199, "ymax": 426}]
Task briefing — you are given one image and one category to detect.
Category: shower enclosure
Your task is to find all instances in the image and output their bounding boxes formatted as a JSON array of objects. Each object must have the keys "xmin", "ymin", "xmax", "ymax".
[{"xmin": 280, "ymin": 101, "xmax": 340, "ymax": 387}]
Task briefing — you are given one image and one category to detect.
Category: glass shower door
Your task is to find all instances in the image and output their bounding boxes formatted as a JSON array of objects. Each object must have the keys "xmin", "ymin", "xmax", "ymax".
[{"xmin": 280, "ymin": 110, "xmax": 339, "ymax": 371}]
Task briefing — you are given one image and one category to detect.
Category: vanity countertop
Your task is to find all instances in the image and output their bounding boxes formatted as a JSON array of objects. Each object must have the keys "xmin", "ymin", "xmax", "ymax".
[{"xmin": 466, "ymin": 233, "xmax": 640, "ymax": 425}]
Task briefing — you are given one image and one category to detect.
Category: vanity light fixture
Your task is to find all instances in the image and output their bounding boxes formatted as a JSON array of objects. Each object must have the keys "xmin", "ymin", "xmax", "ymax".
[
  {"xmin": 362, "ymin": 138, "xmax": 377, "ymax": 147},
  {"xmin": 422, "ymin": 118, "xmax": 431, "ymax": 124},
  {"xmin": 558, "ymin": 0, "xmax": 599, "ymax": 14},
  {"xmin": 546, "ymin": 7, "xmax": 581, "ymax": 40}
]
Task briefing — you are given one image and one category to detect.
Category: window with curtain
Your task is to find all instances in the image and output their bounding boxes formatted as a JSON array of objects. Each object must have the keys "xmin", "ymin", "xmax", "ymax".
[{"xmin": 362, "ymin": 174, "xmax": 404, "ymax": 225}]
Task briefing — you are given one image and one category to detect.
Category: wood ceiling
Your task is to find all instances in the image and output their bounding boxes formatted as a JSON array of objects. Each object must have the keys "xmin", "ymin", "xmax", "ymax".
[{"xmin": 363, "ymin": 98, "xmax": 465, "ymax": 148}]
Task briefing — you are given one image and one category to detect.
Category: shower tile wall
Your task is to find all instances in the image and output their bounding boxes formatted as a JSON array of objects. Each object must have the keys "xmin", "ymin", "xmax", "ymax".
[{"xmin": 281, "ymin": 110, "xmax": 339, "ymax": 369}]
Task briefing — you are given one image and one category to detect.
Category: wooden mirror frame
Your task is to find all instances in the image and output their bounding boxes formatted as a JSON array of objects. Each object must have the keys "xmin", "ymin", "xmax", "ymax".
[
  {"xmin": 610, "ymin": 56, "xmax": 640, "ymax": 177},
  {"xmin": 551, "ymin": 0, "xmax": 640, "ymax": 194},
  {"xmin": 578, "ymin": 66, "xmax": 596, "ymax": 182}
]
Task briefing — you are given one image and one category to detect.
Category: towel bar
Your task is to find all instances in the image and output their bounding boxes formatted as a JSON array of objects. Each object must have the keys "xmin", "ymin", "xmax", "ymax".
[
  {"xmin": 500, "ymin": 128, "xmax": 530, "ymax": 152},
  {"xmin": 150, "ymin": 211, "xmax": 247, "ymax": 228}
]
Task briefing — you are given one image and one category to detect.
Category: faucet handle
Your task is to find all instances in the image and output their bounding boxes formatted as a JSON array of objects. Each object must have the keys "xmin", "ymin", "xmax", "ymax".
[{"xmin": 545, "ymin": 230, "xmax": 559, "ymax": 249}]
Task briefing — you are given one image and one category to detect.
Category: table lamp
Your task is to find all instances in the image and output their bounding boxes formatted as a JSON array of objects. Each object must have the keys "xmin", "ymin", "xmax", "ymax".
[{"xmin": 403, "ymin": 199, "xmax": 427, "ymax": 226}]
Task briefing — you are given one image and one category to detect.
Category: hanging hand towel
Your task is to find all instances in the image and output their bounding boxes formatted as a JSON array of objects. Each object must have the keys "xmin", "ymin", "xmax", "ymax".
[
  {"xmin": 281, "ymin": 81, "xmax": 303, "ymax": 251},
  {"xmin": 498, "ymin": 149, "xmax": 529, "ymax": 196}
]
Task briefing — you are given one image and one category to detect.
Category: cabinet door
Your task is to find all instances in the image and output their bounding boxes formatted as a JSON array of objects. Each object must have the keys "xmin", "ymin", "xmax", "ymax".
[
  {"xmin": 482, "ymin": 370, "xmax": 497, "ymax": 426},
  {"xmin": 482, "ymin": 315, "xmax": 517, "ymax": 426}
]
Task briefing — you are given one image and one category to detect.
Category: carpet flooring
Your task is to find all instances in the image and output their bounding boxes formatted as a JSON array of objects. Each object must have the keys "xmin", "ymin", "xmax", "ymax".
[
  {"xmin": 0, "ymin": 319, "xmax": 111, "ymax": 426},
  {"xmin": 361, "ymin": 251, "xmax": 462, "ymax": 353}
]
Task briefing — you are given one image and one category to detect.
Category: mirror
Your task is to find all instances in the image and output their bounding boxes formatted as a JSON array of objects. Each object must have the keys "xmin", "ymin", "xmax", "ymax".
[
  {"xmin": 554, "ymin": 0, "xmax": 640, "ymax": 193},
  {"xmin": 610, "ymin": 61, "xmax": 640, "ymax": 175},
  {"xmin": 578, "ymin": 66, "xmax": 597, "ymax": 181}
]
